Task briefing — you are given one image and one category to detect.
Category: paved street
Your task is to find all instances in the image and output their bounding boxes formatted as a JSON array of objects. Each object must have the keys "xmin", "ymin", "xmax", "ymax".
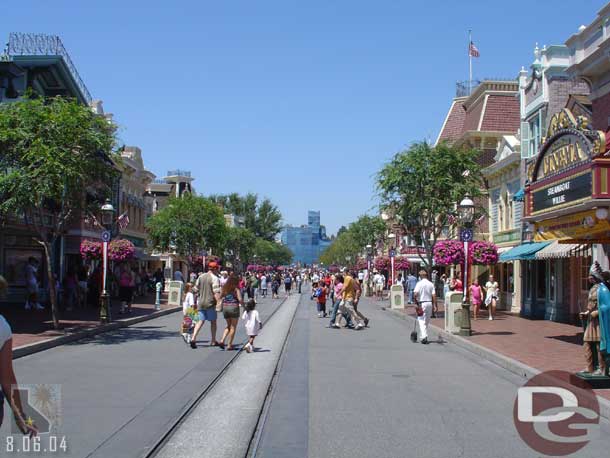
[
  {"xmin": 0, "ymin": 294, "xmax": 286, "ymax": 458},
  {"xmin": 253, "ymin": 294, "xmax": 610, "ymax": 458}
]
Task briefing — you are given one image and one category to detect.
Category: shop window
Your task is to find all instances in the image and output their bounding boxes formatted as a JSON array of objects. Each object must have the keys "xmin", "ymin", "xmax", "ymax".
[{"xmin": 525, "ymin": 261, "xmax": 533, "ymax": 299}]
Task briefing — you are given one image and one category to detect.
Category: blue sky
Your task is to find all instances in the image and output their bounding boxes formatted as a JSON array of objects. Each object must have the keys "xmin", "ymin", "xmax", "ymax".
[{"xmin": 4, "ymin": 1, "xmax": 604, "ymax": 234}]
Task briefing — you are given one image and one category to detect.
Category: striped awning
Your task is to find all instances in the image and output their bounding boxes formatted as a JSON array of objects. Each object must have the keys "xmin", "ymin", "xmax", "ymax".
[{"xmin": 535, "ymin": 241, "xmax": 585, "ymax": 260}]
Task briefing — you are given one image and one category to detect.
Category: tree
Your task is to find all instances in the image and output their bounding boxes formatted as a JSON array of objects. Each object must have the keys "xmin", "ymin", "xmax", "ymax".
[
  {"xmin": 208, "ymin": 193, "xmax": 282, "ymax": 241},
  {"xmin": 376, "ymin": 141, "xmax": 485, "ymax": 270},
  {"xmin": 146, "ymin": 194, "xmax": 227, "ymax": 269},
  {"xmin": 319, "ymin": 215, "xmax": 386, "ymax": 266},
  {"xmin": 0, "ymin": 95, "xmax": 118, "ymax": 328},
  {"xmin": 253, "ymin": 239, "xmax": 293, "ymax": 266},
  {"xmin": 223, "ymin": 227, "xmax": 257, "ymax": 271}
]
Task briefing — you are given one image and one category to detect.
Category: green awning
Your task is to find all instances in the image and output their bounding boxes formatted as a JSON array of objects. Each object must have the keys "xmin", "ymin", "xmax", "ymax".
[{"xmin": 499, "ymin": 241, "xmax": 552, "ymax": 262}]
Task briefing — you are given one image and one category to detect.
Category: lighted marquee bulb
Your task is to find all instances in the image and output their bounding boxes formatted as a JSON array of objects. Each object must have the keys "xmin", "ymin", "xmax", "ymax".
[{"xmin": 595, "ymin": 207, "xmax": 609, "ymax": 220}]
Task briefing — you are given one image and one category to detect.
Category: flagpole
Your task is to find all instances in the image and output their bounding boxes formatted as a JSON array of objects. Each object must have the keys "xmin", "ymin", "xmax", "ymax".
[{"xmin": 469, "ymin": 29, "xmax": 472, "ymax": 96}]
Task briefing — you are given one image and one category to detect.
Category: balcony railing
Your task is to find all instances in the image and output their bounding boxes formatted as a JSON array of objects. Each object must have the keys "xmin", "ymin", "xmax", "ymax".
[
  {"xmin": 7, "ymin": 32, "xmax": 92, "ymax": 104},
  {"xmin": 166, "ymin": 169, "xmax": 191, "ymax": 177}
]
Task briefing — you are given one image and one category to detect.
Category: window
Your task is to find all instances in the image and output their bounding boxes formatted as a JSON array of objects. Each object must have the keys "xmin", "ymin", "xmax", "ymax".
[
  {"xmin": 528, "ymin": 115, "xmax": 541, "ymax": 157},
  {"xmin": 536, "ymin": 261, "xmax": 546, "ymax": 300}
]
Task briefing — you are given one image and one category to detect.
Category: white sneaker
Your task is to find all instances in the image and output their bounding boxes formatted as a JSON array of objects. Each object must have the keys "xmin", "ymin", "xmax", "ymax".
[
  {"xmin": 488, "ymin": 316, "xmax": 493, "ymax": 321},
  {"xmin": 35, "ymin": 303, "xmax": 44, "ymax": 310},
  {"xmin": 356, "ymin": 323, "xmax": 364, "ymax": 330},
  {"xmin": 25, "ymin": 302, "xmax": 31, "ymax": 310},
  {"xmin": 245, "ymin": 343, "xmax": 252, "ymax": 353}
]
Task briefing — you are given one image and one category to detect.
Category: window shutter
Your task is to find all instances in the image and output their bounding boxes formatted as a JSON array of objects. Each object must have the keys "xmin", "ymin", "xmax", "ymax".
[
  {"xmin": 514, "ymin": 201, "xmax": 523, "ymax": 229},
  {"xmin": 521, "ymin": 121, "xmax": 530, "ymax": 158}
]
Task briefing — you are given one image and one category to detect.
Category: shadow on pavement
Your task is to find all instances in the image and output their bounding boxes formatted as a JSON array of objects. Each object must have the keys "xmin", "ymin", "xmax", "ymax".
[{"xmin": 65, "ymin": 326, "xmax": 179, "ymax": 346}]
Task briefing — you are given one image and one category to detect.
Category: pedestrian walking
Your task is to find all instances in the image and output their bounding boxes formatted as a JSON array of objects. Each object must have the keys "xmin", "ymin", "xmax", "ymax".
[
  {"xmin": 174, "ymin": 269, "xmax": 185, "ymax": 283},
  {"xmin": 260, "ymin": 274, "xmax": 268, "ymax": 297},
  {"xmin": 242, "ymin": 299, "xmax": 262, "ymax": 353},
  {"xmin": 118, "ymin": 265, "xmax": 133, "ymax": 314},
  {"xmin": 336, "ymin": 272, "xmax": 364, "ymax": 330},
  {"xmin": 469, "ymin": 279, "xmax": 483, "ymax": 320},
  {"xmin": 414, "ymin": 270, "xmax": 436, "ymax": 345},
  {"xmin": 181, "ymin": 282, "xmax": 195, "ymax": 343},
  {"xmin": 284, "ymin": 273, "xmax": 292, "ymax": 296},
  {"xmin": 24, "ymin": 257, "xmax": 43, "ymax": 310},
  {"xmin": 373, "ymin": 271, "xmax": 385, "ymax": 301},
  {"xmin": 218, "ymin": 273, "xmax": 243, "ymax": 351},
  {"xmin": 351, "ymin": 273, "xmax": 369, "ymax": 327},
  {"xmin": 316, "ymin": 281, "xmax": 328, "ymax": 317},
  {"xmin": 272, "ymin": 274, "xmax": 280, "ymax": 299},
  {"xmin": 190, "ymin": 261, "xmax": 221, "ymax": 349},
  {"xmin": 406, "ymin": 272, "xmax": 417, "ymax": 304},
  {"xmin": 484, "ymin": 274, "xmax": 499, "ymax": 321},
  {"xmin": 329, "ymin": 274, "xmax": 346, "ymax": 328},
  {"xmin": 297, "ymin": 272, "xmax": 302, "ymax": 293}
]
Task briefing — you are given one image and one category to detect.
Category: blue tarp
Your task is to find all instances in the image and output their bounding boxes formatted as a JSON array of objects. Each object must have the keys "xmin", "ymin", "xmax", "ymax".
[{"xmin": 499, "ymin": 241, "xmax": 552, "ymax": 262}]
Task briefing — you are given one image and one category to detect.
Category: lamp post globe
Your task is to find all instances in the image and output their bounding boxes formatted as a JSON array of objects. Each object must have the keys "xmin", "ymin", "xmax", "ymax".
[{"xmin": 458, "ymin": 196, "xmax": 475, "ymax": 226}]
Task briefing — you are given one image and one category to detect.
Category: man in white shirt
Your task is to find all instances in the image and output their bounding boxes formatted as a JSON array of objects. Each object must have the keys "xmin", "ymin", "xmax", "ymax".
[
  {"xmin": 373, "ymin": 272, "xmax": 385, "ymax": 301},
  {"xmin": 413, "ymin": 270, "xmax": 436, "ymax": 345},
  {"xmin": 358, "ymin": 271, "xmax": 364, "ymax": 284}
]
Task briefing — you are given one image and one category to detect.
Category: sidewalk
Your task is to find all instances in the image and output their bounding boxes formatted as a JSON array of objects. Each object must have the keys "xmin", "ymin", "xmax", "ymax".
[
  {"xmin": 2, "ymin": 292, "xmax": 173, "ymax": 351},
  {"xmin": 389, "ymin": 300, "xmax": 610, "ymax": 401}
]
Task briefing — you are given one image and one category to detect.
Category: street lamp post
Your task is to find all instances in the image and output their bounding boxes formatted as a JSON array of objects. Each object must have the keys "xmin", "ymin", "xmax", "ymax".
[
  {"xmin": 100, "ymin": 199, "xmax": 115, "ymax": 323},
  {"xmin": 388, "ymin": 233, "xmax": 396, "ymax": 285},
  {"xmin": 458, "ymin": 196, "xmax": 475, "ymax": 337}
]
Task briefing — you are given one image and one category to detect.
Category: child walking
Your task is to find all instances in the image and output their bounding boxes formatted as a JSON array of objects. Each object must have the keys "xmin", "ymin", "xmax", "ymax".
[
  {"xmin": 181, "ymin": 283, "xmax": 195, "ymax": 343},
  {"xmin": 242, "ymin": 299, "xmax": 262, "ymax": 353}
]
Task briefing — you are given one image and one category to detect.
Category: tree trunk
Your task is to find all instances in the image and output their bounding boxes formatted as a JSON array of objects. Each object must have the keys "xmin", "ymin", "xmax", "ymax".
[{"xmin": 40, "ymin": 241, "xmax": 60, "ymax": 329}]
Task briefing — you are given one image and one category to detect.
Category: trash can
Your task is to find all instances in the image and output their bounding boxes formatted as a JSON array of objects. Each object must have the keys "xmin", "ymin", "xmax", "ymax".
[
  {"xmin": 168, "ymin": 280, "xmax": 184, "ymax": 307},
  {"xmin": 390, "ymin": 285, "xmax": 405, "ymax": 310},
  {"xmin": 444, "ymin": 291, "xmax": 462, "ymax": 334}
]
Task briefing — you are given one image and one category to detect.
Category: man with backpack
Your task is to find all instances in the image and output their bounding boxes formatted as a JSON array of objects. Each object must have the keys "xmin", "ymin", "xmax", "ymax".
[{"xmin": 284, "ymin": 273, "xmax": 293, "ymax": 296}]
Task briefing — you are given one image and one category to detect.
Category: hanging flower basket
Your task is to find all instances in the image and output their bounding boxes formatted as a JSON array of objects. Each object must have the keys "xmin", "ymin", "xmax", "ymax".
[
  {"xmin": 394, "ymin": 256, "xmax": 411, "ymax": 270},
  {"xmin": 374, "ymin": 256, "xmax": 390, "ymax": 271},
  {"xmin": 80, "ymin": 240, "xmax": 102, "ymax": 261},
  {"xmin": 469, "ymin": 240, "xmax": 499, "ymax": 265},
  {"xmin": 328, "ymin": 264, "xmax": 340, "ymax": 273},
  {"xmin": 433, "ymin": 240, "xmax": 465, "ymax": 266},
  {"xmin": 108, "ymin": 239, "xmax": 136, "ymax": 262}
]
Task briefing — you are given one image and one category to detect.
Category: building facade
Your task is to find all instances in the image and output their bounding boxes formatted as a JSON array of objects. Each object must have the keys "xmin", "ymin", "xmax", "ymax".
[{"xmin": 281, "ymin": 211, "xmax": 331, "ymax": 266}]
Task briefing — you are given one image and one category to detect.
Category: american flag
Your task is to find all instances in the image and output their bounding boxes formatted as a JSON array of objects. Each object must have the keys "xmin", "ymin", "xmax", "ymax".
[
  {"xmin": 117, "ymin": 212, "xmax": 130, "ymax": 230},
  {"xmin": 469, "ymin": 41, "xmax": 480, "ymax": 58}
]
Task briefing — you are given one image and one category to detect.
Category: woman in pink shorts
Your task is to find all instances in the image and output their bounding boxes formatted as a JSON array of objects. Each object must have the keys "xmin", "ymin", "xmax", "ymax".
[{"xmin": 469, "ymin": 279, "xmax": 483, "ymax": 320}]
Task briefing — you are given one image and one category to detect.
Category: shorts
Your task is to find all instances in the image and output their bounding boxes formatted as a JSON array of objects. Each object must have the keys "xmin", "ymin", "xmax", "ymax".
[
  {"xmin": 198, "ymin": 308, "xmax": 217, "ymax": 322},
  {"xmin": 223, "ymin": 304, "xmax": 240, "ymax": 319},
  {"xmin": 375, "ymin": 284, "xmax": 384, "ymax": 292},
  {"xmin": 285, "ymin": 283, "xmax": 292, "ymax": 291}
]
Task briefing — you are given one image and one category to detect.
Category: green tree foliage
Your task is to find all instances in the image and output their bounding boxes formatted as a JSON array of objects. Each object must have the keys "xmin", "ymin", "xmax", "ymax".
[
  {"xmin": 146, "ymin": 194, "xmax": 227, "ymax": 268},
  {"xmin": 376, "ymin": 141, "xmax": 485, "ymax": 269},
  {"xmin": 0, "ymin": 96, "xmax": 119, "ymax": 328},
  {"xmin": 208, "ymin": 192, "xmax": 282, "ymax": 241},
  {"xmin": 320, "ymin": 215, "xmax": 386, "ymax": 265},
  {"xmin": 223, "ymin": 226, "xmax": 257, "ymax": 270},
  {"xmin": 253, "ymin": 239, "xmax": 293, "ymax": 266}
]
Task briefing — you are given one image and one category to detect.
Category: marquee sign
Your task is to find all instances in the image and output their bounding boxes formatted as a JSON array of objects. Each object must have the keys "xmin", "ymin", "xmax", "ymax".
[
  {"xmin": 528, "ymin": 109, "xmax": 606, "ymax": 183},
  {"xmin": 531, "ymin": 171, "xmax": 592, "ymax": 213}
]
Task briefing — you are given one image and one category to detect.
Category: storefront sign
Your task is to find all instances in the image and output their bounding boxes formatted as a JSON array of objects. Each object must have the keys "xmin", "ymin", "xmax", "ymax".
[
  {"xmin": 534, "ymin": 209, "xmax": 610, "ymax": 241},
  {"xmin": 532, "ymin": 172, "xmax": 591, "ymax": 213},
  {"xmin": 493, "ymin": 229, "xmax": 520, "ymax": 244}
]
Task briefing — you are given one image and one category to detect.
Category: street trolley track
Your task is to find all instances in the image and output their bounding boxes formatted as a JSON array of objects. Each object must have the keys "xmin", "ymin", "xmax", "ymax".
[
  {"xmin": 143, "ymin": 295, "xmax": 291, "ymax": 458},
  {"xmin": 246, "ymin": 293, "xmax": 303, "ymax": 457}
]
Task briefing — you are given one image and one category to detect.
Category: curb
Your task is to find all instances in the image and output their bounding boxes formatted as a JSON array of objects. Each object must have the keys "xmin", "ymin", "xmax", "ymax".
[
  {"xmin": 385, "ymin": 307, "xmax": 610, "ymax": 422},
  {"xmin": 13, "ymin": 306, "xmax": 181, "ymax": 359}
]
